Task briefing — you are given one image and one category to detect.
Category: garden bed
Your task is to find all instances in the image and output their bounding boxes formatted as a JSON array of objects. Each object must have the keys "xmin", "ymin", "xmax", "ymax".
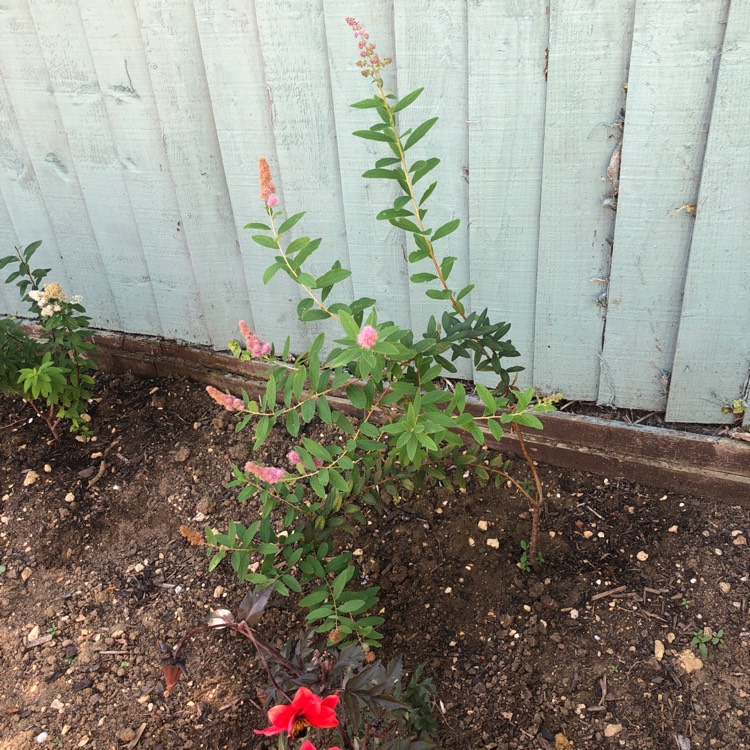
[{"xmin": 1, "ymin": 373, "xmax": 749, "ymax": 749}]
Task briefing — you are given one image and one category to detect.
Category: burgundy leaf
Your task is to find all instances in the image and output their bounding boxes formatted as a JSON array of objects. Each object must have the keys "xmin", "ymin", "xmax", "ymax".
[{"xmin": 237, "ymin": 585, "xmax": 275, "ymax": 627}]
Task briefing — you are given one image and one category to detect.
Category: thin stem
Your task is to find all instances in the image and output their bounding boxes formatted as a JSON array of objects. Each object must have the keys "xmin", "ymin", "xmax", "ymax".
[
  {"xmin": 511, "ymin": 423, "xmax": 544, "ymax": 573},
  {"xmin": 267, "ymin": 209, "xmax": 339, "ymax": 320}
]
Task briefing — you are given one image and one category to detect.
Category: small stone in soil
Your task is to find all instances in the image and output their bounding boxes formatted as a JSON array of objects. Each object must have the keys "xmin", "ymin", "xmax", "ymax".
[
  {"xmin": 23, "ymin": 470, "xmax": 40, "ymax": 486},
  {"xmin": 604, "ymin": 723, "xmax": 623, "ymax": 737}
]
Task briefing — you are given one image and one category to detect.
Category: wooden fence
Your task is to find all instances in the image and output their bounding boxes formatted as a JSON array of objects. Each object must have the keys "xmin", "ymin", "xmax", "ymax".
[{"xmin": 0, "ymin": 0, "xmax": 748, "ymax": 424}]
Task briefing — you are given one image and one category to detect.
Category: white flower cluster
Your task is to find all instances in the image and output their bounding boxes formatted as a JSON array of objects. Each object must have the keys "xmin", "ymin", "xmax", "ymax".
[{"xmin": 28, "ymin": 282, "xmax": 82, "ymax": 318}]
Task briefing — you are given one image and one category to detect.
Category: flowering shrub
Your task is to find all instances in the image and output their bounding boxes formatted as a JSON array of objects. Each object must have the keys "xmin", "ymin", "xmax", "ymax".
[
  {"xmin": 0, "ymin": 241, "xmax": 97, "ymax": 439},
  {"xmin": 160, "ymin": 588, "xmax": 435, "ymax": 749},
  {"xmin": 191, "ymin": 17, "xmax": 557, "ymax": 648}
]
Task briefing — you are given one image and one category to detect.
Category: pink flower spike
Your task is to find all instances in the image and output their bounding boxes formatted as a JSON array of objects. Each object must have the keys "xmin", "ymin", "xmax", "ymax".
[
  {"xmin": 244, "ymin": 461, "xmax": 286, "ymax": 485},
  {"xmin": 357, "ymin": 325, "xmax": 378, "ymax": 349},
  {"xmin": 238, "ymin": 321, "xmax": 272, "ymax": 359},
  {"xmin": 206, "ymin": 385, "xmax": 244, "ymax": 412},
  {"xmin": 287, "ymin": 450, "xmax": 301, "ymax": 465}
]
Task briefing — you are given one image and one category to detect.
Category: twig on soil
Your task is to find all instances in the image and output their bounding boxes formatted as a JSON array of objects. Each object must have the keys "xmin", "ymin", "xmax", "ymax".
[
  {"xmin": 591, "ymin": 585, "xmax": 627, "ymax": 601},
  {"xmin": 579, "ymin": 503, "xmax": 606, "ymax": 521},
  {"xmin": 0, "ymin": 417, "xmax": 27, "ymax": 431},
  {"xmin": 87, "ymin": 460, "xmax": 108, "ymax": 488}
]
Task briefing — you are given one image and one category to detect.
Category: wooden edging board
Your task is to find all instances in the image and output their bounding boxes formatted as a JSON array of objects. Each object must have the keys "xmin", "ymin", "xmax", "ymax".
[{"xmin": 91, "ymin": 332, "xmax": 750, "ymax": 506}]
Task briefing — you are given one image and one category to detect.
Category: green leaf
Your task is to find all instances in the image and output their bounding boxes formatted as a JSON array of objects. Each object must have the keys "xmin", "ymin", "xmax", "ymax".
[
  {"xmin": 425, "ymin": 289, "xmax": 452, "ymax": 300},
  {"xmin": 410, "ymin": 272, "xmax": 438, "ymax": 283},
  {"xmin": 350, "ymin": 97, "xmax": 380, "ymax": 109},
  {"xmin": 263, "ymin": 263, "xmax": 282, "ymax": 284},
  {"xmin": 317, "ymin": 396, "xmax": 332, "ymax": 424},
  {"xmin": 393, "ymin": 87, "xmax": 424, "ymax": 113},
  {"xmin": 286, "ymin": 409, "xmax": 300, "ymax": 437},
  {"xmin": 353, "ymin": 129, "xmax": 392, "ymax": 142},
  {"xmin": 252, "ymin": 234, "xmax": 278, "ymax": 249},
  {"xmin": 512, "ymin": 413, "xmax": 544, "ymax": 430},
  {"xmin": 338, "ymin": 599, "xmax": 366, "ymax": 613},
  {"xmin": 362, "ymin": 168, "xmax": 403, "ymax": 180},
  {"xmin": 287, "ymin": 236, "xmax": 310, "ymax": 255},
  {"xmin": 258, "ymin": 542, "xmax": 280, "ymax": 555},
  {"xmin": 314, "ymin": 266, "xmax": 352, "ymax": 289},
  {"xmin": 488, "ymin": 420, "xmax": 504, "ymax": 441},
  {"xmin": 476, "ymin": 384, "xmax": 497, "ymax": 412},
  {"xmin": 403, "ymin": 117, "xmax": 438, "ymax": 150},
  {"xmin": 278, "ymin": 212, "xmax": 305, "ymax": 234},
  {"xmin": 346, "ymin": 383, "xmax": 366, "ymax": 409},
  {"xmin": 457, "ymin": 283, "xmax": 474, "ymax": 301},
  {"xmin": 440, "ymin": 256, "xmax": 456, "ymax": 280},
  {"xmin": 244, "ymin": 222, "xmax": 271, "ymax": 230},
  {"xmin": 432, "ymin": 218, "xmax": 460, "ymax": 242}
]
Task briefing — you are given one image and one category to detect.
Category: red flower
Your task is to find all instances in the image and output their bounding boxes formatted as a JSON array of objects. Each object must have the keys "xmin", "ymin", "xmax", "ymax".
[
  {"xmin": 254, "ymin": 687, "xmax": 339, "ymax": 738},
  {"xmin": 300, "ymin": 742, "xmax": 342, "ymax": 750}
]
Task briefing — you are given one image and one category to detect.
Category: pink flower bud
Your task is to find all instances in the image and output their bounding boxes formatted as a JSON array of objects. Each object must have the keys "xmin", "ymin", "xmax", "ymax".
[
  {"xmin": 357, "ymin": 325, "xmax": 378, "ymax": 349},
  {"xmin": 267, "ymin": 194, "xmax": 279, "ymax": 207},
  {"xmin": 244, "ymin": 461, "xmax": 286, "ymax": 484}
]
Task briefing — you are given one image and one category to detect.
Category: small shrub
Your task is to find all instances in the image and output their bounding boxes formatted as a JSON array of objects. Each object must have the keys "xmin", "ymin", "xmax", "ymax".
[{"xmin": 0, "ymin": 241, "xmax": 97, "ymax": 439}]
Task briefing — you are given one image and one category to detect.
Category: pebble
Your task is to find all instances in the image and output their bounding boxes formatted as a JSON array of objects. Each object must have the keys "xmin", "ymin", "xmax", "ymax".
[
  {"xmin": 65, "ymin": 492, "xmax": 75, "ymax": 503},
  {"xmin": 50, "ymin": 699, "xmax": 64, "ymax": 711},
  {"xmin": 636, "ymin": 551, "xmax": 649, "ymax": 561},
  {"xmin": 24, "ymin": 470, "xmax": 40, "ymax": 487},
  {"xmin": 668, "ymin": 525, "xmax": 678, "ymax": 533},
  {"xmin": 468, "ymin": 537, "xmax": 475, "ymax": 547},
  {"xmin": 213, "ymin": 586, "xmax": 224, "ymax": 598},
  {"xmin": 28, "ymin": 625, "xmax": 40, "ymax": 641},
  {"xmin": 36, "ymin": 732, "xmax": 48, "ymax": 744},
  {"xmin": 174, "ymin": 445, "xmax": 191, "ymax": 463},
  {"xmin": 678, "ymin": 649, "xmax": 703, "ymax": 674},
  {"xmin": 733, "ymin": 535, "xmax": 747, "ymax": 546},
  {"xmin": 569, "ymin": 609, "xmax": 579, "ymax": 620},
  {"xmin": 654, "ymin": 639, "xmax": 665, "ymax": 661},
  {"xmin": 43, "ymin": 464, "xmax": 52, "ymax": 473},
  {"xmin": 719, "ymin": 582, "xmax": 731, "ymax": 594},
  {"xmin": 486, "ymin": 538, "xmax": 500, "ymax": 549},
  {"xmin": 477, "ymin": 520, "xmax": 489, "ymax": 531},
  {"xmin": 21, "ymin": 566, "xmax": 33, "ymax": 582},
  {"xmin": 604, "ymin": 723, "xmax": 623, "ymax": 737}
]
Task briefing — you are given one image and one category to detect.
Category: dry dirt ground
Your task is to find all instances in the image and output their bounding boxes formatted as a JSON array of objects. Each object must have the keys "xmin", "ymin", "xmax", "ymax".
[{"xmin": 1, "ymin": 374, "xmax": 749, "ymax": 749}]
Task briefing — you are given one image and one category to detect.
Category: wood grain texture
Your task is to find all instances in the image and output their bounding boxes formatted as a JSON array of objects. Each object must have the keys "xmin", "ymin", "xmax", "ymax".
[
  {"xmin": 394, "ymin": 0, "xmax": 471, "ymax": 379},
  {"xmin": 194, "ymin": 0, "xmax": 308, "ymax": 351},
  {"xmin": 534, "ymin": 0, "xmax": 635, "ymax": 400},
  {"xmin": 322, "ymin": 0, "xmax": 412, "ymax": 330},
  {"xmin": 666, "ymin": 1, "xmax": 750, "ymax": 424},
  {"xmin": 255, "ymin": 0, "xmax": 354, "ymax": 350},
  {"xmin": 600, "ymin": 0, "xmax": 728, "ymax": 411},
  {"xmin": 29, "ymin": 0, "xmax": 163, "ymax": 337},
  {"xmin": 134, "ymin": 0, "xmax": 250, "ymax": 349},
  {"xmin": 0, "ymin": 73, "xmax": 72, "ymax": 305},
  {"xmin": 467, "ymin": 0, "xmax": 548, "ymax": 388},
  {"xmin": 0, "ymin": 0, "xmax": 121, "ymax": 329},
  {"xmin": 78, "ymin": 0, "xmax": 211, "ymax": 344}
]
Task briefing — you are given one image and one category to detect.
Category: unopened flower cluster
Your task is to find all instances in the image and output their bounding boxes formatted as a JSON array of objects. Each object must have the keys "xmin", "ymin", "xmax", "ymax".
[
  {"xmin": 240, "ymin": 320, "xmax": 272, "ymax": 358},
  {"xmin": 258, "ymin": 157, "xmax": 279, "ymax": 208},
  {"xmin": 28, "ymin": 282, "xmax": 82, "ymax": 318},
  {"xmin": 345, "ymin": 17, "xmax": 392, "ymax": 78}
]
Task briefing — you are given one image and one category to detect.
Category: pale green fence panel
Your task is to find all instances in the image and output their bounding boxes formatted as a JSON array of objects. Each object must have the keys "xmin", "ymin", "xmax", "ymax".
[
  {"xmin": 599, "ymin": 0, "xmax": 728, "ymax": 411},
  {"xmin": 534, "ymin": 0, "xmax": 635, "ymax": 401},
  {"xmin": 0, "ymin": 0, "xmax": 122, "ymax": 329},
  {"xmin": 467, "ymin": 0, "xmax": 548, "ymax": 388},
  {"xmin": 666, "ymin": 0, "xmax": 750, "ymax": 425},
  {"xmin": 1, "ymin": 0, "xmax": 749, "ymax": 424}
]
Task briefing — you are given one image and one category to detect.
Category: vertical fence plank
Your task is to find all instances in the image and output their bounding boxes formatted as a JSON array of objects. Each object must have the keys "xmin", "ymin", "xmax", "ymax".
[
  {"xmin": 78, "ymin": 0, "xmax": 210, "ymax": 344},
  {"xmin": 0, "ymin": 0, "xmax": 121, "ymax": 329},
  {"xmin": 134, "ymin": 0, "xmax": 251, "ymax": 349},
  {"xmin": 322, "ymin": 0, "xmax": 413, "ymax": 330},
  {"xmin": 599, "ymin": 0, "xmax": 728, "ymax": 410},
  {"xmin": 467, "ymin": 0, "xmax": 548, "ymax": 388},
  {"xmin": 0, "ymin": 191, "xmax": 23, "ymax": 316},
  {"xmin": 0, "ymin": 74, "xmax": 72, "ymax": 302},
  {"xmin": 534, "ymin": 0, "xmax": 634, "ymax": 400},
  {"xmin": 665, "ymin": 2, "xmax": 750, "ymax": 424},
  {"xmin": 255, "ymin": 0, "xmax": 354, "ymax": 350},
  {"xmin": 194, "ymin": 0, "xmax": 309, "ymax": 351},
  {"xmin": 394, "ymin": 0, "xmax": 471, "ymax": 378},
  {"xmin": 28, "ymin": 0, "xmax": 163, "ymax": 337}
]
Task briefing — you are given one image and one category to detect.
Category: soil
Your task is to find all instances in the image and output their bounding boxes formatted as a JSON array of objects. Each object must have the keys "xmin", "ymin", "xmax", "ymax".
[{"xmin": 1, "ymin": 373, "xmax": 749, "ymax": 750}]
